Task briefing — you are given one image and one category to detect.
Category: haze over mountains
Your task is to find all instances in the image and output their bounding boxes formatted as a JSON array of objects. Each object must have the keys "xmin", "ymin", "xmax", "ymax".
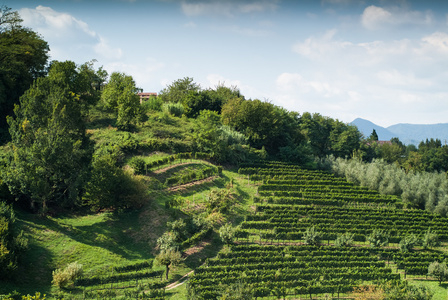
[{"xmin": 351, "ymin": 118, "xmax": 448, "ymax": 146}]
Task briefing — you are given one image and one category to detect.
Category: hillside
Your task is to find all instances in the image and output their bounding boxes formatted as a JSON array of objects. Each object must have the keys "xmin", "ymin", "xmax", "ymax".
[{"xmin": 351, "ymin": 118, "xmax": 448, "ymax": 145}]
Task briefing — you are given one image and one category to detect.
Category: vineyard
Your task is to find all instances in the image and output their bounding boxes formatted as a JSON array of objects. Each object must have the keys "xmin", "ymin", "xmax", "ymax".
[{"xmin": 189, "ymin": 161, "xmax": 448, "ymax": 299}]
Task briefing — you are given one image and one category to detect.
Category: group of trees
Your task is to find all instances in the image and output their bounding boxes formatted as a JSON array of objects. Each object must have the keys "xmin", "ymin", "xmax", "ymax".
[{"xmin": 363, "ymin": 131, "xmax": 448, "ymax": 173}]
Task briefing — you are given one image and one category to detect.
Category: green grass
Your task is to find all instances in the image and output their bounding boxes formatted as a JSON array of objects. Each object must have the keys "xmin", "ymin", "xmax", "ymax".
[{"xmin": 409, "ymin": 279, "xmax": 448, "ymax": 299}]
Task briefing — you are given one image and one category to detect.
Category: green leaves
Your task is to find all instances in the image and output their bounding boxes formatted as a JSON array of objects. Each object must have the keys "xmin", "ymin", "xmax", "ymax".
[
  {"xmin": 101, "ymin": 72, "xmax": 141, "ymax": 131},
  {"xmin": 5, "ymin": 72, "xmax": 92, "ymax": 211}
]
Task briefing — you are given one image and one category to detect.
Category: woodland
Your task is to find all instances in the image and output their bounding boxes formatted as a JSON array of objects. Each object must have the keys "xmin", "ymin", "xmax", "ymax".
[{"xmin": 2, "ymin": 5, "xmax": 448, "ymax": 300}]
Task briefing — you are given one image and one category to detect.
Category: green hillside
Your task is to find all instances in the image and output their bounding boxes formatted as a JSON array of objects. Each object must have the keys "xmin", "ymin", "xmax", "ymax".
[{"xmin": 3, "ymin": 6, "xmax": 448, "ymax": 299}]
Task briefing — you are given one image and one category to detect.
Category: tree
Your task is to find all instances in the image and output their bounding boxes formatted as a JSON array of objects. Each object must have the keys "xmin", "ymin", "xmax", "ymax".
[
  {"xmin": 399, "ymin": 234, "xmax": 419, "ymax": 252},
  {"xmin": 5, "ymin": 70, "xmax": 92, "ymax": 212},
  {"xmin": 369, "ymin": 129, "xmax": 379, "ymax": 141},
  {"xmin": 0, "ymin": 201, "xmax": 28, "ymax": 279},
  {"xmin": 47, "ymin": 60, "xmax": 107, "ymax": 110},
  {"xmin": 159, "ymin": 77, "xmax": 201, "ymax": 103},
  {"xmin": 0, "ymin": 6, "xmax": 49, "ymax": 140},
  {"xmin": 222, "ymin": 98, "xmax": 303, "ymax": 154},
  {"xmin": 335, "ymin": 232, "xmax": 355, "ymax": 247},
  {"xmin": 422, "ymin": 228, "xmax": 439, "ymax": 250},
  {"xmin": 101, "ymin": 72, "xmax": 141, "ymax": 131},
  {"xmin": 367, "ymin": 229, "xmax": 389, "ymax": 248},
  {"xmin": 82, "ymin": 154, "xmax": 147, "ymax": 211},
  {"xmin": 218, "ymin": 281, "xmax": 254, "ymax": 300},
  {"xmin": 302, "ymin": 226, "xmax": 323, "ymax": 246},
  {"xmin": 219, "ymin": 223, "xmax": 237, "ymax": 245},
  {"xmin": 428, "ymin": 261, "xmax": 448, "ymax": 284},
  {"xmin": 192, "ymin": 110, "xmax": 248, "ymax": 163},
  {"xmin": 155, "ymin": 249, "xmax": 183, "ymax": 280}
]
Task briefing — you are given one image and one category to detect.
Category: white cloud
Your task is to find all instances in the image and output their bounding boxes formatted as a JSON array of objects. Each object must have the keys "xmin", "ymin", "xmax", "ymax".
[
  {"xmin": 105, "ymin": 58, "xmax": 165, "ymax": 91},
  {"xmin": 93, "ymin": 37, "xmax": 123, "ymax": 60},
  {"xmin": 20, "ymin": 6, "xmax": 96, "ymax": 40},
  {"xmin": 19, "ymin": 6, "xmax": 122, "ymax": 61},
  {"xmin": 285, "ymin": 29, "xmax": 448, "ymax": 125},
  {"xmin": 361, "ymin": 5, "xmax": 433, "ymax": 30},
  {"xmin": 361, "ymin": 6, "xmax": 393, "ymax": 30},
  {"xmin": 420, "ymin": 32, "xmax": 448, "ymax": 54},
  {"xmin": 276, "ymin": 73, "xmax": 341, "ymax": 98},
  {"xmin": 181, "ymin": 0, "xmax": 278, "ymax": 17}
]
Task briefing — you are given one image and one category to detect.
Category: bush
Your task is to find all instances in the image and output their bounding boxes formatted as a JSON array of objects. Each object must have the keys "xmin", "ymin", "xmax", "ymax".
[
  {"xmin": 129, "ymin": 157, "xmax": 146, "ymax": 175},
  {"xmin": 52, "ymin": 262, "xmax": 83, "ymax": 288},
  {"xmin": 162, "ymin": 102, "xmax": 184, "ymax": 117},
  {"xmin": 142, "ymin": 96, "xmax": 163, "ymax": 112},
  {"xmin": 219, "ymin": 223, "xmax": 237, "ymax": 245}
]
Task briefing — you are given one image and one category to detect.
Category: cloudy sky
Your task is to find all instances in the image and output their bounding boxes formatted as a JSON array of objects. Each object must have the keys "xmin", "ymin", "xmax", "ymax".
[{"xmin": 4, "ymin": 0, "xmax": 448, "ymax": 127}]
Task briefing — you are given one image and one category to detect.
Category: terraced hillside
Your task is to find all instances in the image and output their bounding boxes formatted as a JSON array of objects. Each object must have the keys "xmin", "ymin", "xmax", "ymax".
[{"xmin": 189, "ymin": 161, "xmax": 448, "ymax": 299}]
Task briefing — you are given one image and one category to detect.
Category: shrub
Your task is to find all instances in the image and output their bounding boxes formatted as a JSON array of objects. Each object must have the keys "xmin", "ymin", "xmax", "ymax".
[
  {"xmin": 162, "ymin": 102, "xmax": 184, "ymax": 117},
  {"xmin": 52, "ymin": 262, "xmax": 83, "ymax": 289},
  {"xmin": 219, "ymin": 223, "xmax": 237, "ymax": 245},
  {"xmin": 428, "ymin": 261, "xmax": 448, "ymax": 284},
  {"xmin": 129, "ymin": 157, "xmax": 146, "ymax": 175},
  {"xmin": 142, "ymin": 96, "xmax": 163, "ymax": 112}
]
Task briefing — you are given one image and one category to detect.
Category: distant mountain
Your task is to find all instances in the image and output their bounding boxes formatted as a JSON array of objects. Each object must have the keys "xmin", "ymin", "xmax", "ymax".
[
  {"xmin": 350, "ymin": 118, "xmax": 448, "ymax": 145},
  {"xmin": 351, "ymin": 118, "xmax": 396, "ymax": 141}
]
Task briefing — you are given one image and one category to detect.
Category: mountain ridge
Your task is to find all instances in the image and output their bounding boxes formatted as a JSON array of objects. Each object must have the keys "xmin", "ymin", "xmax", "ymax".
[{"xmin": 350, "ymin": 118, "xmax": 448, "ymax": 145}]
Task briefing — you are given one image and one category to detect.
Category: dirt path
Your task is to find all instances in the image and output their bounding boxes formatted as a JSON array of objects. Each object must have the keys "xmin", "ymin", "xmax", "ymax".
[
  {"xmin": 153, "ymin": 161, "xmax": 212, "ymax": 174},
  {"xmin": 166, "ymin": 176, "xmax": 219, "ymax": 192},
  {"xmin": 165, "ymin": 270, "xmax": 194, "ymax": 290}
]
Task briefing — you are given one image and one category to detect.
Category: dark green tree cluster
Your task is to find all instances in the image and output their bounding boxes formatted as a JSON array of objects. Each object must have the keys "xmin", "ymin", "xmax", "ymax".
[
  {"xmin": 4, "ymin": 61, "xmax": 95, "ymax": 212},
  {"xmin": 101, "ymin": 72, "xmax": 141, "ymax": 131},
  {"xmin": 0, "ymin": 201, "xmax": 28, "ymax": 279},
  {"xmin": 159, "ymin": 77, "xmax": 242, "ymax": 117},
  {"xmin": 0, "ymin": 5, "xmax": 49, "ymax": 142}
]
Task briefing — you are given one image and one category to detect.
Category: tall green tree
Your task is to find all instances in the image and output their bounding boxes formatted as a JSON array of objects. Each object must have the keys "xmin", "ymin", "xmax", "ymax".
[
  {"xmin": 101, "ymin": 72, "xmax": 140, "ymax": 131},
  {"xmin": 222, "ymin": 98, "xmax": 302, "ymax": 154},
  {"xmin": 159, "ymin": 77, "xmax": 201, "ymax": 103},
  {"xmin": 4, "ymin": 64, "xmax": 92, "ymax": 212},
  {"xmin": 0, "ymin": 6, "xmax": 49, "ymax": 140}
]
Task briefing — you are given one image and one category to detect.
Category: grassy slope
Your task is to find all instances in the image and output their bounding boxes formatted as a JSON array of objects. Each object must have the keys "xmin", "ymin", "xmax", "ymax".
[{"xmin": 1, "ymin": 158, "xmax": 256, "ymax": 299}]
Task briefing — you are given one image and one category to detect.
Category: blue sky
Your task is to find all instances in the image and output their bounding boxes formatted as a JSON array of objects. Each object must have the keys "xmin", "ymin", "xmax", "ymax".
[{"xmin": 4, "ymin": 0, "xmax": 448, "ymax": 127}]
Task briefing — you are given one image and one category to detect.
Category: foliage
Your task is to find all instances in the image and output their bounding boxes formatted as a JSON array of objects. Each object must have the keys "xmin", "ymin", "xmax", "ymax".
[
  {"xmin": 129, "ymin": 156, "xmax": 146, "ymax": 175},
  {"xmin": 422, "ymin": 227, "xmax": 439, "ymax": 249},
  {"xmin": 4, "ymin": 61, "xmax": 95, "ymax": 212},
  {"xmin": 367, "ymin": 229, "xmax": 389, "ymax": 248},
  {"xmin": 159, "ymin": 77, "xmax": 201, "ymax": 103},
  {"xmin": 428, "ymin": 261, "xmax": 448, "ymax": 284},
  {"xmin": 52, "ymin": 262, "xmax": 83, "ymax": 289},
  {"xmin": 350, "ymin": 282, "xmax": 433, "ymax": 300},
  {"xmin": 141, "ymin": 95, "xmax": 163, "ymax": 112},
  {"xmin": 218, "ymin": 280, "xmax": 254, "ymax": 300},
  {"xmin": 0, "ymin": 6, "xmax": 49, "ymax": 138},
  {"xmin": 162, "ymin": 102, "xmax": 185, "ymax": 117},
  {"xmin": 222, "ymin": 98, "xmax": 303, "ymax": 154},
  {"xmin": 0, "ymin": 201, "xmax": 28, "ymax": 279},
  {"xmin": 192, "ymin": 110, "xmax": 249, "ymax": 163},
  {"xmin": 399, "ymin": 234, "xmax": 419, "ymax": 253},
  {"xmin": 335, "ymin": 232, "xmax": 355, "ymax": 247},
  {"xmin": 155, "ymin": 249, "xmax": 183, "ymax": 280},
  {"xmin": 327, "ymin": 156, "xmax": 448, "ymax": 213},
  {"xmin": 219, "ymin": 223, "xmax": 237, "ymax": 245},
  {"xmin": 302, "ymin": 226, "xmax": 322, "ymax": 246},
  {"xmin": 206, "ymin": 188, "xmax": 236, "ymax": 213},
  {"xmin": 101, "ymin": 72, "xmax": 141, "ymax": 131},
  {"xmin": 156, "ymin": 231, "xmax": 179, "ymax": 251},
  {"xmin": 83, "ymin": 154, "xmax": 147, "ymax": 211}
]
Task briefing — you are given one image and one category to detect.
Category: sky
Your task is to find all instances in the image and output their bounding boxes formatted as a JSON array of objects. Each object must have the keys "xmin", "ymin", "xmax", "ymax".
[{"xmin": 4, "ymin": 0, "xmax": 448, "ymax": 127}]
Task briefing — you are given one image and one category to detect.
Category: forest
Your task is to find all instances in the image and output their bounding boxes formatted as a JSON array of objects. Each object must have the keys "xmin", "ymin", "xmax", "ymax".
[{"xmin": 2, "ymin": 5, "xmax": 448, "ymax": 300}]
